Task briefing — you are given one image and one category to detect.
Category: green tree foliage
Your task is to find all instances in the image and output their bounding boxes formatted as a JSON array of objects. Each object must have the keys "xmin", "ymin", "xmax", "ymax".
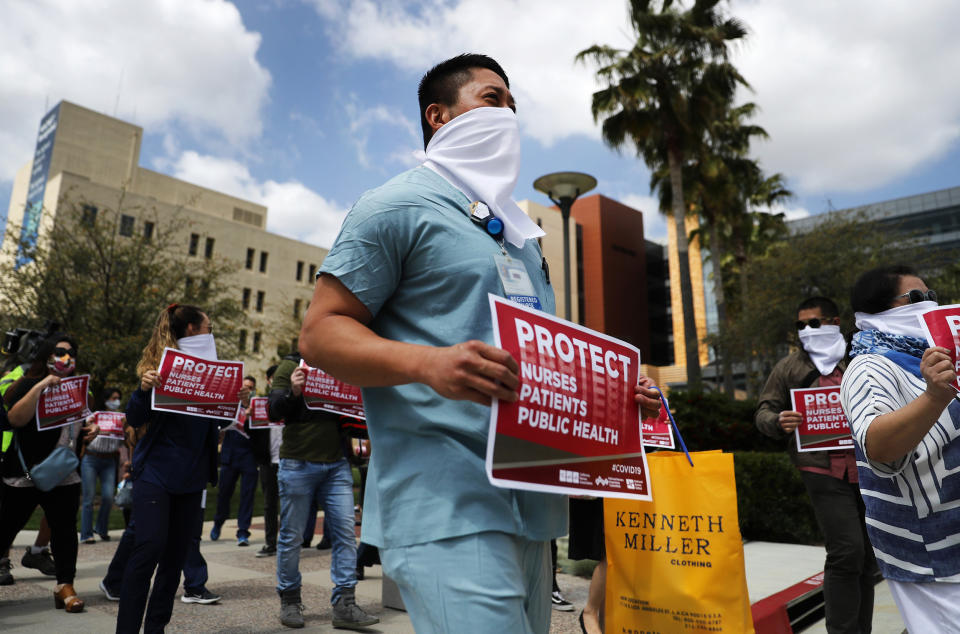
[
  {"xmin": 0, "ymin": 189, "xmax": 246, "ymax": 397},
  {"xmin": 577, "ymin": 0, "xmax": 749, "ymax": 390}
]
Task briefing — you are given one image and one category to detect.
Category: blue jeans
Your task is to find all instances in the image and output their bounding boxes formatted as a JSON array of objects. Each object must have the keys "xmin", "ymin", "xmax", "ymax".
[
  {"xmin": 213, "ymin": 462, "xmax": 257, "ymax": 539},
  {"xmin": 81, "ymin": 453, "xmax": 117, "ymax": 540},
  {"xmin": 276, "ymin": 458, "xmax": 356, "ymax": 603}
]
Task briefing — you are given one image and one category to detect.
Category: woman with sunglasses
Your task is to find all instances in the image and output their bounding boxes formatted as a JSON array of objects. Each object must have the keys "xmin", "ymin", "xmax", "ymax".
[
  {"xmin": 840, "ymin": 265, "xmax": 957, "ymax": 631},
  {"xmin": 117, "ymin": 303, "xmax": 249, "ymax": 633},
  {"xmin": 0, "ymin": 334, "xmax": 99, "ymax": 613}
]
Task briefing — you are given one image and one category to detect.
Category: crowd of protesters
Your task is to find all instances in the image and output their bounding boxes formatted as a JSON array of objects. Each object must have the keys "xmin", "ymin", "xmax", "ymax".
[{"xmin": 1, "ymin": 50, "xmax": 958, "ymax": 634}]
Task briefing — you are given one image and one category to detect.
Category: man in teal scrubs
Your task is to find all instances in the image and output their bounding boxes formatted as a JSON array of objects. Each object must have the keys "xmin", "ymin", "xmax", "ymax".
[{"xmin": 301, "ymin": 53, "xmax": 659, "ymax": 633}]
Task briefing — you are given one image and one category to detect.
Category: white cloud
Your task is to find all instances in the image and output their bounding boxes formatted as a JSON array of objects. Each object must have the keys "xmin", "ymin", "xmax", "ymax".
[
  {"xmin": 308, "ymin": 0, "xmax": 960, "ymax": 197},
  {"xmin": 172, "ymin": 151, "xmax": 348, "ymax": 248},
  {"xmin": 621, "ymin": 194, "xmax": 668, "ymax": 245},
  {"xmin": 0, "ymin": 0, "xmax": 271, "ymax": 180},
  {"xmin": 343, "ymin": 99, "xmax": 420, "ymax": 169}
]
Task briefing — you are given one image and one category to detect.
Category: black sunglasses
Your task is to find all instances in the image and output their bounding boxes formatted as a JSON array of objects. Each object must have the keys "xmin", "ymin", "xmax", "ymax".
[
  {"xmin": 53, "ymin": 347, "xmax": 77, "ymax": 358},
  {"xmin": 893, "ymin": 289, "xmax": 937, "ymax": 304},
  {"xmin": 796, "ymin": 318, "xmax": 824, "ymax": 330}
]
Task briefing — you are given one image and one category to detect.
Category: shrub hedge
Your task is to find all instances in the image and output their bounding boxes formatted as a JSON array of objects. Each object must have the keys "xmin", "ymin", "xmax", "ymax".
[{"xmin": 660, "ymin": 390, "xmax": 822, "ymax": 545}]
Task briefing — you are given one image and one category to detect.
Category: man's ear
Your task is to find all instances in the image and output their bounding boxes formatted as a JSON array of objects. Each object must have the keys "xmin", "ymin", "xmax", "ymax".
[{"xmin": 424, "ymin": 103, "xmax": 450, "ymax": 135}]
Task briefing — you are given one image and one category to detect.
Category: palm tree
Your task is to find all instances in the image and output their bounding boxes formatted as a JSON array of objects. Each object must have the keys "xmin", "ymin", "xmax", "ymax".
[{"xmin": 576, "ymin": 0, "xmax": 748, "ymax": 389}]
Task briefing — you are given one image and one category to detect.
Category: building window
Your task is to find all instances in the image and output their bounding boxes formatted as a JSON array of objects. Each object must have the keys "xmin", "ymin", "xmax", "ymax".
[
  {"xmin": 119, "ymin": 214, "xmax": 134, "ymax": 237},
  {"xmin": 296, "ymin": 261, "xmax": 304, "ymax": 282},
  {"xmin": 293, "ymin": 298, "xmax": 302, "ymax": 319},
  {"xmin": 185, "ymin": 276, "xmax": 193, "ymax": 295},
  {"xmin": 291, "ymin": 338, "xmax": 298, "ymax": 355},
  {"xmin": 189, "ymin": 233, "xmax": 199, "ymax": 256},
  {"xmin": 245, "ymin": 248, "xmax": 255, "ymax": 270},
  {"xmin": 308, "ymin": 264, "xmax": 316, "ymax": 282},
  {"xmin": 256, "ymin": 290, "xmax": 265, "ymax": 313},
  {"xmin": 252, "ymin": 332, "xmax": 262, "ymax": 354},
  {"xmin": 143, "ymin": 221, "xmax": 154, "ymax": 241},
  {"xmin": 204, "ymin": 237, "xmax": 215, "ymax": 259},
  {"xmin": 81, "ymin": 205, "xmax": 98, "ymax": 225},
  {"xmin": 239, "ymin": 329, "xmax": 247, "ymax": 352},
  {"xmin": 259, "ymin": 251, "xmax": 269, "ymax": 273},
  {"xmin": 242, "ymin": 288, "xmax": 251, "ymax": 309}
]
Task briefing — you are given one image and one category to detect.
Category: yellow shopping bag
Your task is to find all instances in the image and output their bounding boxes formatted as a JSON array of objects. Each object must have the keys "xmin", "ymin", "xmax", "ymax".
[{"xmin": 605, "ymin": 450, "xmax": 753, "ymax": 634}]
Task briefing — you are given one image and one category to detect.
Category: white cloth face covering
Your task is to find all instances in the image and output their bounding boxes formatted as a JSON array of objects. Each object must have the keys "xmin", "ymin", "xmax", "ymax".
[
  {"xmin": 854, "ymin": 301, "xmax": 937, "ymax": 341},
  {"xmin": 798, "ymin": 324, "xmax": 846, "ymax": 375},
  {"xmin": 422, "ymin": 106, "xmax": 545, "ymax": 248},
  {"xmin": 177, "ymin": 333, "xmax": 218, "ymax": 361}
]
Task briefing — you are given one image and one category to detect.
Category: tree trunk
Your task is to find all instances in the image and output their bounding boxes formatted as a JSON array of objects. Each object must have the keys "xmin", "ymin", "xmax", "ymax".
[
  {"xmin": 708, "ymin": 219, "xmax": 734, "ymax": 395},
  {"xmin": 667, "ymin": 145, "xmax": 702, "ymax": 390}
]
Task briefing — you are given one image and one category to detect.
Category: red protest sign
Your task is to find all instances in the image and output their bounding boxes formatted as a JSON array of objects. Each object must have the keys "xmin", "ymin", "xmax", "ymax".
[
  {"xmin": 920, "ymin": 304, "xmax": 960, "ymax": 390},
  {"xmin": 93, "ymin": 411, "xmax": 125, "ymax": 438},
  {"xmin": 642, "ymin": 404, "xmax": 675, "ymax": 449},
  {"xmin": 299, "ymin": 361, "xmax": 366, "ymax": 420},
  {"xmin": 248, "ymin": 396, "xmax": 282, "ymax": 429},
  {"xmin": 790, "ymin": 386, "xmax": 853, "ymax": 452},
  {"xmin": 36, "ymin": 374, "xmax": 90, "ymax": 431},
  {"xmin": 487, "ymin": 294, "xmax": 651, "ymax": 500},
  {"xmin": 151, "ymin": 348, "xmax": 244, "ymax": 421}
]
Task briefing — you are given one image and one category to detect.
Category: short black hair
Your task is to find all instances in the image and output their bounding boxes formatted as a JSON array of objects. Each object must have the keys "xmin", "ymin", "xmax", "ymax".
[
  {"xmin": 797, "ymin": 296, "xmax": 839, "ymax": 319},
  {"xmin": 244, "ymin": 375, "xmax": 256, "ymax": 385},
  {"xmin": 851, "ymin": 264, "xmax": 918, "ymax": 314},
  {"xmin": 266, "ymin": 364, "xmax": 278, "ymax": 380},
  {"xmin": 418, "ymin": 53, "xmax": 509, "ymax": 149}
]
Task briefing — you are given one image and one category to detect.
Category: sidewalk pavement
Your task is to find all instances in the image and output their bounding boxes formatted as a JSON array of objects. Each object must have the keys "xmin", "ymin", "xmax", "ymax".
[{"xmin": 1, "ymin": 519, "xmax": 904, "ymax": 633}]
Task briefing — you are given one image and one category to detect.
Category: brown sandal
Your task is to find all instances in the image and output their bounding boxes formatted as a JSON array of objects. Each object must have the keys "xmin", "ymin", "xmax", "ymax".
[{"xmin": 54, "ymin": 583, "xmax": 85, "ymax": 612}]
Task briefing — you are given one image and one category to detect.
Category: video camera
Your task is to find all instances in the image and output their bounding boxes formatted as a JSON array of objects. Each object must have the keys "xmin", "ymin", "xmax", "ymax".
[{"xmin": 1, "ymin": 319, "xmax": 61, "ymax": 373}]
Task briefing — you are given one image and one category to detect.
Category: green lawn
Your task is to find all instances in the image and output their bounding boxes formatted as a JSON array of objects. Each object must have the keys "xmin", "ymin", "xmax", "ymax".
[{"xmin": 23, "ymin": 467, "xmax": 362, "ymax": 532}]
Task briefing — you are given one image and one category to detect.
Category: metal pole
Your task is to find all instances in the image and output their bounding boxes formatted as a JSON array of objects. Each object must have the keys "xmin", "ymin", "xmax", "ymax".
[{"xmin": 560, "ymin": 200, "xmax": 572, "ymax": 321}]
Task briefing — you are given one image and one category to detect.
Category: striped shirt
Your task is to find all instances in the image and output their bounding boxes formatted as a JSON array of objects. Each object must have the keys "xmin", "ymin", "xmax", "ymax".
[{"xmin": 841, "ymin": 353, "xmax": 960, "ymax": 582}]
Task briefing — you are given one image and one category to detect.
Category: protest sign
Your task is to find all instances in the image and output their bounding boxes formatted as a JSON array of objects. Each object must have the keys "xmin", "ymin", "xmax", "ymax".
[
  {"xmin": 152, "ymin": 348, "xmax": 243, "ymax": 421},
  {"xmin": 642, "ymin": 403, "xmax": 675, "ymax": 449},
  {"xmin": 36, "ymin": 374, "xmax": 90, "ymax": 431},
  {"xmin": 92, "ymin": 411, "xmax": 125, "ymax": 438},
  {"xmin": 487, "ymin": 294, "xmax": 651, "ymax": 500},
  {"xmin": 790, "ymin": 386, "xmax": 853, "ymax": 452},
  {"xmin": 919, "ymin": 304, "xmax": 960, "ymax": 391},
  {"xmin": 299, "ymin": 361, "xmax": 366, "ymax": 420},
  {"xmin": 248, "ymin": 396, "xmax": 282, "ymax": 429}
]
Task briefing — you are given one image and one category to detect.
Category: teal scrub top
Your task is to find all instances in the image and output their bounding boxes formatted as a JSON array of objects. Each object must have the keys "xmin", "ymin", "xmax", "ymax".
[{"xmin": 320, "ymin": 166, "xmax": 568, "ymax": 549}]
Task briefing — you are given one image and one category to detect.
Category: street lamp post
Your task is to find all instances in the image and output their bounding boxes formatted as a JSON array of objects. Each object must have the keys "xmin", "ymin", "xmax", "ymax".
[{"xmin": 533, "ymin": 171, "xmax": 597, "ymax": 321}]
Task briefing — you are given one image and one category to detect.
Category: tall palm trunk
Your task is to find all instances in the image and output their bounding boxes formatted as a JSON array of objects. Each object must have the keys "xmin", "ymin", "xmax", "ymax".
[
  {"xmin": 667, "ymin": 144, "xmax": 702, "ymax": 390},
  {"xmin": 708, "ymin": 218, "xmax": 734, "ymax": 394}
]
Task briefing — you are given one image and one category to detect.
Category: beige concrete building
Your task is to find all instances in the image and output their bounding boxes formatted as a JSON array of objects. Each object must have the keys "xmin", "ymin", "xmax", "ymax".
[{"xmin": 3, "ymin": 101, "xmax": 327, "ymax": 375}]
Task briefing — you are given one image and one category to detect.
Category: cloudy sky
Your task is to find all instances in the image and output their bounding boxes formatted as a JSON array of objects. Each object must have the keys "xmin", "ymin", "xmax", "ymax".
[{"xmin": 2, "ymin": 0, "xmax": 958, "ymax": 248}]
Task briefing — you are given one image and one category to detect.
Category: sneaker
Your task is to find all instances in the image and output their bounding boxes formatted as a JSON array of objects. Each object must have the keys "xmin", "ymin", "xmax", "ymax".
[
  {"xmin": 99, "ymin": 580, "xmax": 120, "ymax": 601},
  {"xmin": 332, "ymin": 587, "xmax": 379, "ymax": 629},
  {"xmin": 21, "ymin": 547, "xmax": 56, "ymax": 576},
  {"xmin": 82, "ymin": 537, "xmax": 97, "ymax": 545},
  {"xmin": 238, "ymin": 536, "xmax": 250, "ymax": 547},
  {"xmin": 316, "ymin": 536, "xmax": 331, "ymax": 551},
  {"xmin": 98, "ymin": 533, "xmax": 111, "ymax": 542},
  {"xmin": 0, "ymin": 557, "xmax": 13, "ymax": 586},
  {"xmin": 280, "ymin": 588, "xmax": 304, "ymax": 628},
  {"xmin": 209, "ymin": 524, "xmax": 221, "ymax": 541},
  {"xmin": 181, "ymin": 588, "xmax": 222, "ymax": 604},
  {"xmin": 256, "ymin": 545, "xmax": 277, "ymax": 558},
  {"xmin": 551, "ymin": 590, "xmax": 575, "ymax": 612}
]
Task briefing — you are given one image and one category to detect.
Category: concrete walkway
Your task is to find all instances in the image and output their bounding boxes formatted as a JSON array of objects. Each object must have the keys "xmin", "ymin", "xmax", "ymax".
[{"xmin": 0, "ymin": 521, "xmax": 904, "ymax": 633}]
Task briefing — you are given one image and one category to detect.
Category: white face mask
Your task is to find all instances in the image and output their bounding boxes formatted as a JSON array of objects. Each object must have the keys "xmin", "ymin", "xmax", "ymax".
[
  {"xmin": 422, "ymin": 106, "xmax": 544, "ymax": 248},
  {"xmin": 798, "ymin": 324, "xmax": 846, "ymax": 375},
  {"xmin": 105, "ymin": 399, "xmax": 121, "ymax": 411},
  {"xmin": 177, "ymin": 333, "xmax": 218, "ymax": 360},
  {"xmin": 854, "ymin": 301, "xmax": 936, "ymax": 341}
]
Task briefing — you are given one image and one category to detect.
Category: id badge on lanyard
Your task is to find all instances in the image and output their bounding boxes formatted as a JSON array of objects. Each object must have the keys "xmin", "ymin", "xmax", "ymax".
[{"xmin": 494, "ymin": 253, "xmax": 542, "ymax": 311}]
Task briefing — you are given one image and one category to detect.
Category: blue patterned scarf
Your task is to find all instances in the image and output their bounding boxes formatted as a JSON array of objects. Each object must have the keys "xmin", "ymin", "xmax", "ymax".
[{"xmin": 850, "ymin": 329, "xmax": 928, "ymax": 360}]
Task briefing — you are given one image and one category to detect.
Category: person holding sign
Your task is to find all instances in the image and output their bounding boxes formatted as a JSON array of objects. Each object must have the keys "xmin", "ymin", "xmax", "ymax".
[
  {"xmin": 841, "ymin": 265, "xmax": 960, "ymax": 631},
  {"xmin": 80, "ymin": 387, "xmax": 125, "ymax": 544},
  {"xmin": 0, "ymin": 334, "xmax": 99, "ymax": 613},
  {"xmin": 756, "ymin": 297, "xmax": 876, "ymax": 634},
  {"xmin": 117, "ymin": 303, "xmax": 250, "ymax": 633},
  {"xmin": 301, "ymin": 53, "xmax": 661, "ymax": 634}
]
